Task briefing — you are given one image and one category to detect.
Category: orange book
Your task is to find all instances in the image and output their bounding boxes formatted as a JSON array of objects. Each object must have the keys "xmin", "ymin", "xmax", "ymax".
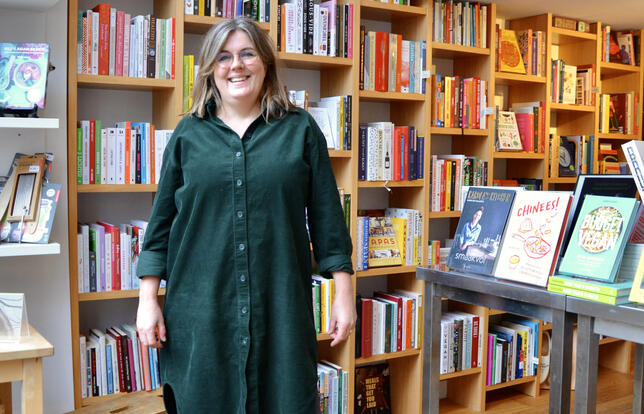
[
  {"xmin": 138, "ymin": 334, "xmax": 152, "ymax": 391},
  {"xmin": 280, "ymin": 5, "xmax": 286, "ymax": 52},
  {"xmin": 91, "ymin": 3, "xmax": 110, "ymax": 76},
  {"xmin": 404, "ymin": 297, "xmax": 412, "ymax": 350},
  {"xmin": 374, "ymin": 32, "xmax": 389, "ymax": 92},
  {"xmin": 395, "ymin": 35, "xmax": 402, "ymax": 92}
]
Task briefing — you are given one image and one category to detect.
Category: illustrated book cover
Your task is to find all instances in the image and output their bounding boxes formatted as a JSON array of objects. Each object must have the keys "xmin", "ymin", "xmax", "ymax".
[
  {"xmin": 446, "ymin": 187, "xmax": 516, "ymax": 276},
  {"xmin": 498, "ymin": 29, "xmax": 526, "ymax": 74},
  {"xmin": 355, "ymin": 363, "xmax": 391, "ymax": 414},
  {"xmin": 368, "ymin": 217, "xmax": 402, "ymax": 267},
  {"xmin": 496, "ymin": 111, "xmax": 523, "ymax": 151},
  {"xmin": 0, "ymin": 43, "xmax": 50, "ymax": 110},
  {"xmin": 559, "ymin": 195, "xmax": 639, "ymax": 282},
  {"xmin": 493, "ymin": 191, "xmax": 571, "ymax": 287}
]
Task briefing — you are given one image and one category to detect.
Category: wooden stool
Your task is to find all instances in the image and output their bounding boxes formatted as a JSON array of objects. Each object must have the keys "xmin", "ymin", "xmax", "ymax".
[{"xmin": 66, "ymin": 390, "xmax": 165, "ymax": 414}]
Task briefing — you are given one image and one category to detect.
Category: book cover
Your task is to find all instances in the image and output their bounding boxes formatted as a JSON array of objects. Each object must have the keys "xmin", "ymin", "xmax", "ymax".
[
  {"xmin": 628, "ymin": 246, "xmax": 644, "ymax": 304},
  {"xmin": 559, "ymin": 195, "xmax": 639, "ymax": 282},
  {"xmin": 0, "ymin": 43, "xmax": 50, "ymax": 110},
  {"xmin": 548, "ymin": 283, "xmax": 631, "ymax": 305},
  {"xmin": 355, "ymin": 363, "xmax": 391, "ymax": 413},
  {"xmin": 368, "ymin": 216, "xmax": 402, "ymax": 267},
  {"xmin": 549, "ymin": 274, "xmax": 634, "ymax": 297},
  {"xmin": 494, "ymin": 191, "xmax": 571, "ymax": 287},
  {"xmin": 496, "ymin": 111, "xmax": 523, "ymax": 151},
  {"xmin": 561, "ymin": 64, "xmax": 577, "ymax": 105},
  {"xmin": 498, "ymin": 29, "xmax": 525, "ymax": 74},
  {"xmin": 446, "ymin": 187, "xmax": 516, "ymax": 276},
  {"xmin": 1, "ymin": 182, "xmax": 61, "ymax": 244}
]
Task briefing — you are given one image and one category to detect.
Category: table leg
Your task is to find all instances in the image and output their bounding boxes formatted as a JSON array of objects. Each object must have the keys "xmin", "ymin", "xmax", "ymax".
[
  {"xmin": 634, "ymin": 343, "xmax": 644, "ymax": 414},
  {"xmin": 549, "ymin": 309, "xmax": 574, "ymax": 414},
  {"xmin": 423, "ymin": 282, "xmax": 442, "ymax": 414},
  {"xmin": 0, "ymin": 382, "xmax": 11, "ymax": 414},
  {"xmin": 574, "ymin": 314, "xmax": 598, "ymax": 414},
  {"xmin": 21, "ymin": 358, "xmax": 43, "ymax": 414}
]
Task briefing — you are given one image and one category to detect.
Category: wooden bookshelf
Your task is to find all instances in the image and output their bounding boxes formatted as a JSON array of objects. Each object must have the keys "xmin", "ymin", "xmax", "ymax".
[
  {"xmin": 430, "ymin": 127, "xmax": 489, "ymax": 136},
  {"xmin": 431, "ymin": 41, "xmax": 491, "ymax": 59},
  {"xmin": 493, "ymin": 151, "xmax": 545, "ymax": 159},
  {"xmin": 428, "ymin": 210, "xmax": 461, "ymax": 219},
  {"xmin": 486, "ymin": 375, "xmax": 538, "ymax": 391},
  {"xmin": 359, "ymin": 0, "xmax": 426, "ymax": 20},
  {"xmin": 277, "ymin": 52, "xmax": 353, "ymax": 69},
  {"xmin": 355, "ymin": 348, "xmax": 421, "ymax": 365},
  {"xmin": 77, "ymin": 184, "xmax": 158, "ymax": 193},
  {"xmin": 76, "ymin": 74, "xmax": 176, "ymax": 90},
  {"xmin": 440, "ymin": 367, "xmax": 482, "ymax": 380},
  {"xmin": 357, "ymin": 180, "xmax": 424, "ymax": 188},
  {"xmin": 78, "ymin": 289, "xmax": 166, "ymax": 302},
  {"xmin": 184, "ymin": 14, "xmax": 270, "ymax": 33},
  {"xmin": 358, "ymin": 90, "xmax": 426, "ymax": 102},
  {"xmin": 494, "ymin": 72, "xmax": 547, "ymax": 85},
  {"xmin": 356, "ymin": 265, "xmax": 417, "ymax": 278}
]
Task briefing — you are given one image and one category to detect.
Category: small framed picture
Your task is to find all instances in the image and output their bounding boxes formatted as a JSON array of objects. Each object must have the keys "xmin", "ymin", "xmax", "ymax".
[{"xmin": 7, "ymin": 154, "xmax": 44, "ymax": 222}]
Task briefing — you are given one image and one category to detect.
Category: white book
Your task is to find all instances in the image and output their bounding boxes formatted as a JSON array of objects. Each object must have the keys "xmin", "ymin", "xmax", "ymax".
[
  {"xmin": 307, "ymin": 107, "xmax": 335, "ymax": 149},
  {"xmin": 107, "ymin": 128, "xmax": 117, "ymax": 184},
  {"xmin": 155, "ymin": 18, "xmax": 161, "ymax": 79},
  {"xmin": 130, "ymin": 129, "xmax": 136, "ymax": 184},
  {"xmin": 120, "ymin": 232, "xmax": 129, "ymax": 290},
  {"xmin": 116, "ymin": 128, "xmax": 126, "ymax": 184},
  {"xmin": 319, "ymin": 7, "xmax": 329, "ymax": 56},
  {"xmin": 312, "ymin": 4, "xmax": 320, "ymax": 56},
  {"xmin": 91, "ymin": 11, "xmax": 99, "ymax": 75},
  {"xmin": 295, "ymin": 0, "xmax": 304, "ymax": 53},
  {"xmin": 100, "ymin": 129, "xmax": 108, "ymax": 184},
  {"xmin": 80, "ymin": 335, "xmax": 87, "ymax": 398},
  {"xmin": 155, "ymin": 130, "xmax": 164, "ymax": 184},
  {"xmin": 440, "ymin": 317, "xmax": 451, "ymax": 373},
  {"xmin": 123, "ymin": 13, "xmax": 131, "ymax": 77},
  {"xmin": 80, "ymin": 224, "xmax": 90, "ymax": 293},
  {"xmin": 284, "ymin": 3, "xmax": 297, "ymax": 53},
  {"xmin": 185, "ymin": 0, "xmax": 194, "ymax": 14},
  {"xmin": 81, "ymin": 120, "xmax": 90, "ymax": 184},
  {"xmin": 89, "ymin": 329, "xmax": 107, "ymax": 396},
  {"xmin": 89, "ymin": 224, "xmax": 105, "ymax": 292},
  {"xmin": 109, "ymin": 7, "xmax": 116, "ymax": 76},
  {"xmin": 313, "ymin": 97, "xmax": 340, "ymax": 150},
  {"xmin": 481, "ymin": 5, "xmax": 487, "ymax": 48},
  {"xmin": 104, "ymin": 229, "xmax": 112, "ymax": 291},
  {"xmin": 77, "ymin": 234, "xmax": 84, "ymax": 293},
  {"xmin": 366, "ymin": 126, "xmax": 379, "ymax": 180},
  {"xmin": 165, "ymin": 18, "xmax": 173, "ymax": 79},
  {"xmin": 364, "ymin": 33, "xmax": 370, "ymax": 90},
  {"xmin": 143, "ymin": 16, "xmax": 149, "ymax": 78},
  {"xmin": 400, "ymin": 40, "xmax": 410, "ymax": 93},
  {"xmin": 145, "ymin": 123, "xmax": 151, "ymax": 184},
  {"xmin": 495, "ymin": 342, "xmax": 503, "ymax": 383}
]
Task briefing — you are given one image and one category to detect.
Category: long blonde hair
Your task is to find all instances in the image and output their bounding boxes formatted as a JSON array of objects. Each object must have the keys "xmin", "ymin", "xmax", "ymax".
[{"xmin": 188, "ymin": 17, "xmax": 292, "ymax": 120}]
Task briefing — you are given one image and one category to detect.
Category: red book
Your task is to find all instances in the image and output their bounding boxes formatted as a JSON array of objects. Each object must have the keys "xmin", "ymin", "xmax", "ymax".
[
  {"xmin": 471, "ymin": 315, "xmax": 479, "ymax": 368},
  {"xmin": 393, "ymin": 127, "xmax": 403, "ymax": 181},
  {"xmin": 138, "ymin": 333, "xmax": 152, "ymax": 391},
  {"xmin": 374, "ymin": 32, "xmax": 389, "ymax": 92},
  {"xmin": 126, "ymin": 335, "xmax": 137, "ymax": 391},
  {"xmin": 374, "ymin": 292, "xmax": 403, "ymax": 351},
  {"xmin": 475, "ymin": 78, "xmax": 481, "ymax": 129},
  {"xmin": 97, "ymin": 221, "xmax": 121, "ymax": 290},
  {"xmin": 112, "ymin": 326, "xmax": 131, "ymax": 392},
  {"xmin": 91, "ymin": 4, "xmax": 110, "ymax": 76},
  {"xmin": 395, "ymin": 35, "xmax": 402, "ymax": 92},
  {"xmin": 515, "ymin": 112, "xmax": 535, "ymax": 152},
  {"xmin": 402, "ymin": 127, "xmax": 410, "ymax": 180},
  {"xmin": 439, "ymin": 163, "xmax": 446, "ymax": 211},
  {"xmin": 89, "ymin": 120, "xmax": 95, "ymax": 184},
  {"xmin": 360, "ymin": 298, "xmax": 373, "ymax": 358},
  {"xmin": 115, "ymin": 10, "xmax": 124, "ymax": 77},
  {"xmin": 171, "ymin": 18, "xmax": 176, "ymax": 79},
  {"xmin": 106, "ymin": 328, "xmax": 126, "ymax": 392}
]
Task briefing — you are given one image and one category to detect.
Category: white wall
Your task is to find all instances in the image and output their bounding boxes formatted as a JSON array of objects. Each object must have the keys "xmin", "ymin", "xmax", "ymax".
[{"xmin": 0, "ymin": 1, "xmax": 74, "ymax": 413}]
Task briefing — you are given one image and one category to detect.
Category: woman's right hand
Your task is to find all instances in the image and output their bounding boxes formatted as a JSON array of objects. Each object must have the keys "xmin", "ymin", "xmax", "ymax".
[{"xmin": 137, "ymin": 276, "xmax": 167, "ymax": 348}]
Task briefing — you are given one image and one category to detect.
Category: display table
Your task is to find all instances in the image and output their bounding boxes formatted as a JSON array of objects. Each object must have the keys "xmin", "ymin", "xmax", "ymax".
[
  {"xmin": 567, "ymin": 296, "xmax": 644, "ymax": 414},
  {"xmin": 0, "ymin": 325, "xmax": 54, "ymax": 414},
  {"xmin": 416, "ymin": 267, "xmax": 575, "ymax": 414}
]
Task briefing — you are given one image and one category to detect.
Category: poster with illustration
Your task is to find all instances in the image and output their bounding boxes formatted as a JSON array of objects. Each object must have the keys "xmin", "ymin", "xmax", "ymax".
[{"xmin": 493, "ymin": 191, "xmax": 571, "ymax": 286}]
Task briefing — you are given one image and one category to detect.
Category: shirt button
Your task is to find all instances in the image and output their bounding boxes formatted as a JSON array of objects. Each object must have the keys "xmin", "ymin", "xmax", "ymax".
[
  {"xmin": 241, "ymin": 306, "xmax": 248, "ymax": 314},
  {"xmin": 235, "ymin": 151, "xmax": 241, "ymax": 158},
  {"xmin": 239, "ymin": 243, "xmax": 245, "ymax": 251},
  {"xmin": 240, "ymin": 274, "xmax": 246, "ymax": 282},
  {"xmin": 241, "ymin": 336, "xmax": 248, "ymax": 345},
  {"xmin": 236, "ymin": 179, "xmax": 242, "ymax": 186},
  {"xmin": 237, "ymin": 210, "xmax": 243, "ymax": 218}
]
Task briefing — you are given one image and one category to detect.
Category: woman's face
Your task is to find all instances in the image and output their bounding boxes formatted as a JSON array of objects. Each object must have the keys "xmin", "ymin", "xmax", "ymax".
[
  {"xmin": 472, "ymin": 210, "xmax": 483, "ymax": 226},
  {"xmin": 213, "ymin": 30, "xmax": 266, "ymax": 109}
]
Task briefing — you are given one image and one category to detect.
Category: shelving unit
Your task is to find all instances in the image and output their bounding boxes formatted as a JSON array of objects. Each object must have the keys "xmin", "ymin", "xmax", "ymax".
[
  {"xmin": 0, "ymin": 117, "xmax": 59, "ymax": 129},
  {"xmin": 0, "ymin": 243, "xmax": 61, "ymax": 257}
]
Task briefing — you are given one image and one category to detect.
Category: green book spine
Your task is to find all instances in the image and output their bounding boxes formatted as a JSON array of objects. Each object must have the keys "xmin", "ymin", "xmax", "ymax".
[
  {"xmin": 383, "ymin": 302, "xmax": 392, "ymax": 353},
  {"xmin": 547, "ymin": 283, "xmax": 629, "ymax": 305},
  {"xmin": 313, "ymin": 283, "xmax": 321, "ymax": 333},
  {"xmin": 183, "ymin": 55, "xmax": 190, "ymax": 112},
  {"xmin": 549, "ymin": 275, "xmax": 632, "ymax": 297},
  {"xmin": 343, "ymin": 193, "xmax": 350, "ymax": 229},
  {"xmin": 94, "ymin": 120, "xmax": 102, "ymax": 184},
  {"xmin": 490, "ymin": 333, "xmax": 497, "ymax": 385},
  {"xmin": 77, "ymin": 127, "xmax": 83, "ymax": 184}
]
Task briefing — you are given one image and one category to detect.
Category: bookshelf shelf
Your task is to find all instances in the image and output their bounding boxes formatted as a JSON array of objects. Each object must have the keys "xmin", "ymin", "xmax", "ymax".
[
  {"xmin": 493, "ymin": 151, "xmax": 545, "ymax": 159},
  {"xmin": 184, "ymin": 14, "xmax": 270, "ymax": 34},
  {"xmin": 440, "ymin": 367, "xmax": 482, "ymax": 380},
  {"xmin": 317, "ymin": 333, "xmax": 332, "ymax": 341},
  {"xmin": 599, "ymin": 61, "xmax": 640, "ymax": 77},
  {"xmin": 77, "ymin": 184, "xmax": 158, "ymax": 193},
  {"xmin": 551, "ymin": 27, "xmax": 597, "ymax": 43},
  {"xmin": 494, "ymin": 72, "xmax": 547, "ymax": 86},
  {"xmin": 0, "ymin": 117, "xmax": 59, "ymax": 129},
  {"xmin": 428, "ymin": 210, "xmax": 461, "ymax": 219},
  {"xmin": 486, "ymin": 375, "xmax": 538, "ymax": 391},
  {"xmin": 356, "ymin": 265, "xmax": 417, "ymax": 278},
  {"xmin": 78, "ymin": 289, "xmax": 166, "ymax": 302},
  {"xmin": 277, "ymin": 52, "xmax": 353, "ymax": 69},
  {"xmin": 431, "ymin": 42, "xmax": 490, "ymax": 59},
  {"xmin": 547, "ymin": 177, "xmax": 577, "ymax": 184},
  {"xmin": 488, "ymin": 309, "xmax": 505, "ymax": 316},
  {"xmin": 76, "ymin": 74, "xmax": 175, "ymax": 90},
  {"xmin": 355, "ymin": 348, "xmax": 421, "ymax": 365},
  {"xmin": 549, "ymin": 102, "xmax": 595, "ymax": 112},
  {"xmin": 0, "ymin": 243, "xmax": 60, "ymax": 257},
  {"xmin": 599, "ymin": 337, "xmax": 621, "ymax": 345},
  {"xmin": 328, "ymin": 150, "xmax": 352, "ymax": 158},
  {"xmin": 358, "ymin": 90, "xmax": 426, "ymax": 102},
  {"xmin": 357, "ymin": 180, "xmax": 424, "ymax": 188},
  {"xmin": 596, "ymin": 133, "xmax": 639, "ymax": 141},
  {"xmin": 430, "ymin": 127, "xmax": 489, "ymax": 136},
  {"xmin": 359, "ymin": 0, "xmax": 427, "ymax": 20}
]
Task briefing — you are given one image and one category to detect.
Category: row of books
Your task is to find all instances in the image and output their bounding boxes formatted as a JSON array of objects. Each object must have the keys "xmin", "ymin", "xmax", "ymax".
[
  {"xmin": 357, "ymin": 123, "xmax": 424, "ymax": 182},
  {"xmin": 277, "ymin": 0, "xmax": 354, "ymax": 57},
  {"xmin": 185, "ymin": 0, "xmax": 270, "ymax": 22},
  {"xmin": 602, "ymin": 26, "xmax": 639, "ymax": 66},
  {"xmin": 430, "ymin": 74, "xmax": 488, "ymax": 130},
  {"xmin": 597, "ymin": 142, "xmax": 628, "ymax": 175},
  {"xmin": 599, "ymin": 92, "xmax": 640, "ymax": 135},
  {"xmin": 549, "ymin": 135, "xmax": 592, "ymax": 178},
  {"xmin": 76, "ymin": 120, "xmax": 173, "ymax": 185},
  {"xmin": 499, "ymin": 102, "xmax": 546, "ymax": 153},
  {"xmin": 356, "ymin": 289, "xmax": 423, "ymax": 358},
  {"xmin": 77, "ymin": 4, "xmax": 175, "ymax": 79},
  {"xmin": 440, "ymin": 311, "xmax": 482, "ymax": 374},
  {"xmin": 496, "ymin": 28, "xmax": 546, "ymax": 77},
  {"xmin": 430, "ymin": 155, "xmax": 488, "ymax": 212},
  {"xmin": 550, "ymin": 60, "xmax": 595, "ymax": 106},
  {"xmin": 428, "ymin": 240, "xmax": 450, "ymax": 266},
  {"xmin": 80, "ymin": 325, "xmax": 161, "ymax": 398},
  {"xmin": 76, "ymin": 220, "xmax": 165, "ymax": 294},
  {"xmin": 487, "ymin": 317, "xmax": 539, "ymax": 385},
  {"xmin": 316, "ymin": 361, "xmax": 349, "ymax": 414},
  {"xmin": 359, "ymin": 31, "xmax": 427, "ymax": 94},
  {"xmin": 356, "ymin": 208, "xmax": 423, "ymax": 270},
  {"xmin": 312, "ymin": 275, "xmax": 334, "ymax": 334},
  {"xmin": 432, "ymin": 1, "xmax": 488, "ymax": 48}
]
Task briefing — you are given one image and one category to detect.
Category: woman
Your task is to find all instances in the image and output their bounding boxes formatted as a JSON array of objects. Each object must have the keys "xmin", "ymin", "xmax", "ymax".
[
  {"xmin": 136, "ymin": 17, "xmax": 355, "ymax": 413},
  {"xmin": 458, "ymin": 206, "xmax": 484, "ymax": 252}
]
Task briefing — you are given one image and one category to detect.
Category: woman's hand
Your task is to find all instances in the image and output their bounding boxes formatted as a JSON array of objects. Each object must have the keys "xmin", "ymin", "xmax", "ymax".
[
  {"xmin": 137, "ymin": 276, "xmax": 167, "ymax": 348},
  {"xmin": 328, "ymin": 271, "xmax": 357, "ymax": 347}
]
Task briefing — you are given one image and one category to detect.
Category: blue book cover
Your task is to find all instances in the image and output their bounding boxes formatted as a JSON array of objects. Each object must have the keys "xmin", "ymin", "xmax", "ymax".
[
  {"xmin": 559, "ymin": 195, "xmax": 639, "ymax": 282},
  {"xmin": 105, "ymin": 344, "xmax": 113, "ymax": 394},
  {"xmin": 446, "ymin": 187, "xmax": 516, "ymax": 276}
]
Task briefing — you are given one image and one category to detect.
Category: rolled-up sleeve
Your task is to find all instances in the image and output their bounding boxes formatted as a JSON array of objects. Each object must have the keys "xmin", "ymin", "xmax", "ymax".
[
  {"xmin": 305, "ymin": 115, "xmax": 354, "ymax": 278},
  {"xmin": 137, "ymin": 128, "xmax": 183, "ymax": 280}
]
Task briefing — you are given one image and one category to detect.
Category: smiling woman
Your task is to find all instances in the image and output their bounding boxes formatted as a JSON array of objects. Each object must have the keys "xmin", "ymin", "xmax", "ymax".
[{"xmin": 135, "ymin": 16, "xmax": 356, "ymax": 414}]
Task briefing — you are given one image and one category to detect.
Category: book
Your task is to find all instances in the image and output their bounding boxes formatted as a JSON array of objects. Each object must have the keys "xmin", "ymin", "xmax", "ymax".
[
  {"xmin": 496, "ymin": 111, "xmax": 523, "ymax": 151},
  {"xmin": 498, "ymin": 29, "xmax": 525, "ymax": 74},
  {"xmin": 549, "ymin": 274, "xmax": 634, "ymax": 297},
  {"xmin": 547, "ymin": 283, "xmax": 631, "ymax": 305},
  {"xmin": 0, "ymin": 42, "xmax": 50, "ymax": 110},
  {"xmin": 622, "ymin": 140, "xmax": 644, "ymax": 200},
  {"xmin": 368, "ymin": 216, "xmax": 402, "ymax": 267},
  {"xmin": 355, "ymin": 363, "xmax": 391, "ymax": 413},
  {"xmin": 629, "ymin": 246, "xmax": 644, "ymax": 304},
  {"xmin": 446, "ymin": 187, "xmax": 516, "ymax": 276},
  {"xmin": 559, "ymin": 195, "xmax": 639, "ymax": 282},
  {"xmin": 493, "ymin": 191, "xmax": 571, "ymax": 287},
  {"xmin": 0, "ymin": 182, "xmax": 61, "ymax": 244}
]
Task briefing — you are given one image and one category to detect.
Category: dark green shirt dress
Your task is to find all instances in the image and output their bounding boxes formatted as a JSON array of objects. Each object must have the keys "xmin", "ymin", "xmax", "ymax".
[{"xmin": 137, "ymin": 103, "xmax": 353, "ymax": 413}]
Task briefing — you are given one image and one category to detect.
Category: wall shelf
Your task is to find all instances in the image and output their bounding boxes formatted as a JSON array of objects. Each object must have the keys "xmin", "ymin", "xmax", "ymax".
[
  {"xmin": 0, "ymin": 243, "xmax": 60, "ymax": 257},
  {"xmin": 0, "ymin": 118, "xmax": 59, "ymax": 129}
]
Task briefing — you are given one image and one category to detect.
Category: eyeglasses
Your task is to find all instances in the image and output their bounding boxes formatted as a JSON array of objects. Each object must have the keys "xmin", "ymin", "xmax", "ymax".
[{"xmin": 214, "ymin": 49, "xmax": 260, "ymax": 67}]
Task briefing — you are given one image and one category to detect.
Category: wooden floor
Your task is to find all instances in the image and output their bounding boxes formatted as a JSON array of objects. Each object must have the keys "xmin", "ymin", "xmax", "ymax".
[{"xmin": 440, "ymin": 366, "xmax": 635, "ymax": 413}]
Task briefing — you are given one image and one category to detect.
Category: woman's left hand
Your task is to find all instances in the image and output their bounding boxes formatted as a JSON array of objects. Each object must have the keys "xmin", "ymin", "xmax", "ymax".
[{"xmin": 328, "ymin": 271, "xmax": 357, "ymax": 347}]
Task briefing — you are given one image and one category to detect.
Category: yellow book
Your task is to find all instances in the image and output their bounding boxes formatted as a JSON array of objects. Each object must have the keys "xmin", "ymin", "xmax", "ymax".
[
  {"xmin": 390, "ymin": 217, "xmax": 408, "ymax": 263},
  {"xmin": 499, "ymin": 29, "xmax": 526, "ymax": 74},
  {"xmin": 183, "ymin": 55, "xmax": 190, "ymax": 112},
  {"xmin": 629, "ymin": 247, "xmax": 644, "ymax": 304},
  {"xmin": 188, "ymin": 54, "xmax": 194, "ymax": 108},
  {"xmin": 198, "ymin": 0, "xmax": 205, "ymax": 16},
  {"xmin": 368, "ymin": 217, "xmax": 403, "ymax": 267}
]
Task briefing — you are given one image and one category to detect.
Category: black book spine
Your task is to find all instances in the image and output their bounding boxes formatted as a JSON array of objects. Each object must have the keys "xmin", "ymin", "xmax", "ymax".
[{"xmin": 147, "ymin": 16, "xmax": 156, "ymax": 78}]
